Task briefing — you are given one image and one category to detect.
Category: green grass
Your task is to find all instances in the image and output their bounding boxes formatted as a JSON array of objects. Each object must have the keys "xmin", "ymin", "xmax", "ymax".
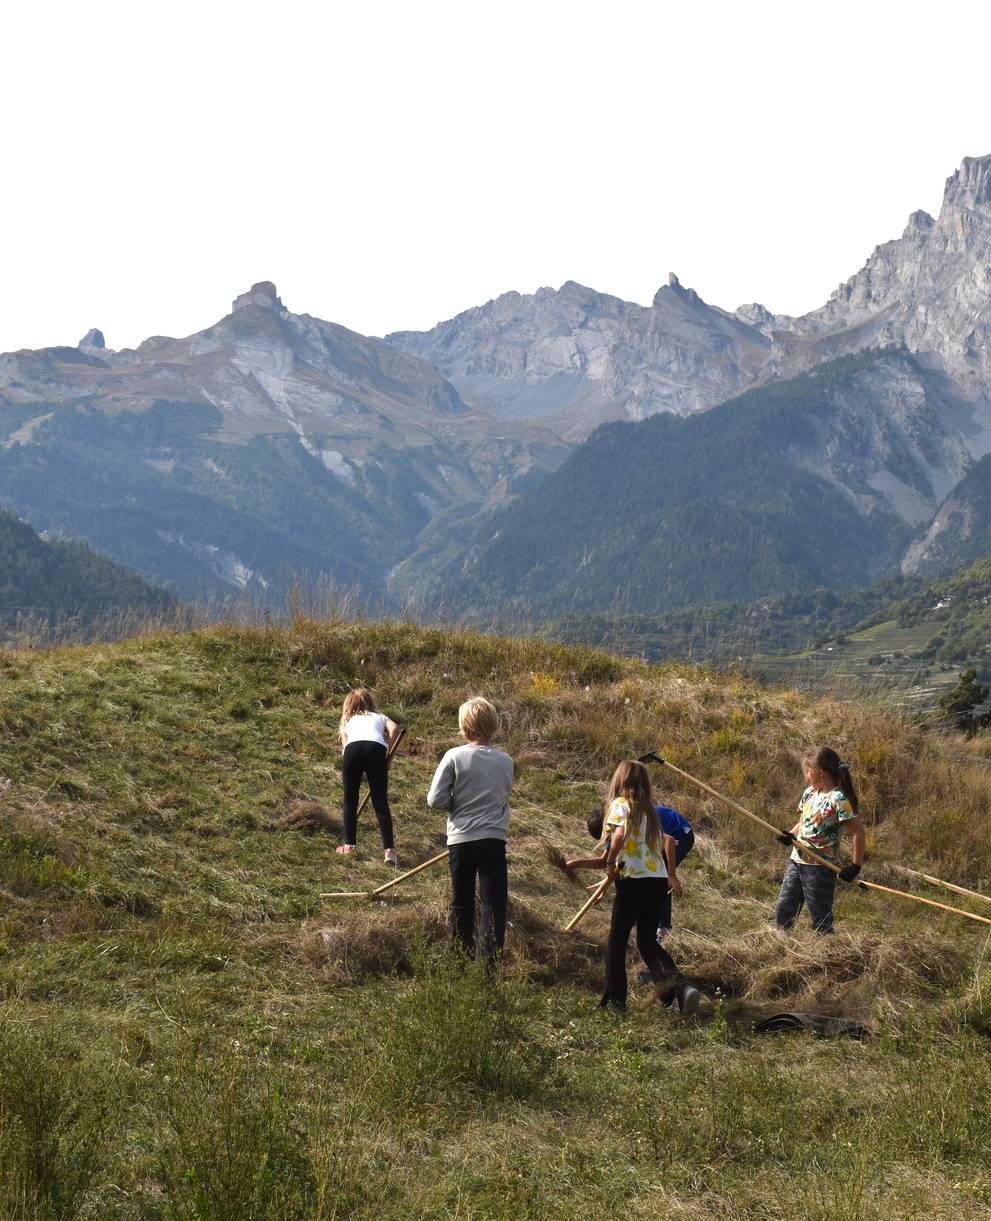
[{"xmin": 0, "ymin": 618, "xmax": 989, "ymax": 1217}]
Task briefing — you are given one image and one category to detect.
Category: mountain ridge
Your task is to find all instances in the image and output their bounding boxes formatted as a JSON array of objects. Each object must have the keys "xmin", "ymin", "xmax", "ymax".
[{"xmin": 3, "ymin": 155, "xmax": 991, "ymax": 614}]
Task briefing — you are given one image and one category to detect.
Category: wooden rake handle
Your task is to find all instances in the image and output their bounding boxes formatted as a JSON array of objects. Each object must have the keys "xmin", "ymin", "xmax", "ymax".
[
  {"xmin": 355, "ymin": 726, "xmax": 406, "ymax": 817},
  {"xmin": 564, "ymin": 875, "xmax": 612, "ymax": 932},
  {"xmin": 320, "ymin": 849, "xmax": 448, "ymax": 900},
  {"xmin": 371, "ymin": 850, "xmax": 448, "ymax": 896},
  {"xmin": 899, "ymin": 866, "xmax": 991, "ymax": 909}
]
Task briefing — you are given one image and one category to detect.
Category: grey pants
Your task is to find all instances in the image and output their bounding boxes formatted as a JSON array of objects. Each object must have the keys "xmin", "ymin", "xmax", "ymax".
[{"xmin": 775, "ymin": 861, "xmax": 836, "ymax": 935}]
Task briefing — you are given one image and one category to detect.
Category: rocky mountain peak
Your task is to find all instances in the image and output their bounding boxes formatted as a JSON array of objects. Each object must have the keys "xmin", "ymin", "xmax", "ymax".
[
  {"xmin": 78, "ymin": 327, "xmax": 105, "ymax": 351},
  {"xmin": 653, "ymin": 274, "xmax": 700, "ymax": 307},
  {"xmin": 941, "ymin": 154, "xmax": 991, "ymax": 216},
  {"xmin": 902, "ymin": 209, "xmax": 934, "ymax": 240},
  {"xmin": 232, "ymin": 281, "xmax": 285, "ymax": 314},
  {"xmin": 734, "ymin": 303, "xmax": 779, "ymax": 334}
]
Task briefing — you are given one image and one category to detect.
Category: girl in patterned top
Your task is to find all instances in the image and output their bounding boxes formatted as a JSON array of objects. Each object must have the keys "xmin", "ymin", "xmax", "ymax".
[
  {"xmin": 581, "ymin": 760, "xmax": 681, "ymax": 1009},
  {"xmin": 774, "ymin": 746, "xmax": 865, "ymax": 935}
]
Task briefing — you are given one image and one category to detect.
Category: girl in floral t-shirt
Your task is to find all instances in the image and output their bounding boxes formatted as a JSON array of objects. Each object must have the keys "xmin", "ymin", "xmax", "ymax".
[{"xmin": 775, "ymin": 746, "xmax": 865, "ymax": 935}]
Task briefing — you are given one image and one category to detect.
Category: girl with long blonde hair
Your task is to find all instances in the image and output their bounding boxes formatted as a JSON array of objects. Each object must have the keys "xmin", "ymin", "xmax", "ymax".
[
  {"xmin": 597, "ymin": 760, "xmax": 680, "ymax": 1008},
  {"xmin": 337, "ymin": 688, "xmax": 402, "ymax": 863}
]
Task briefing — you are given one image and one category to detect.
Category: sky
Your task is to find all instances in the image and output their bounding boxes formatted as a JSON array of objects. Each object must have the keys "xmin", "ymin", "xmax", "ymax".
[{"xmin": 3, "ymin": 0, "xmax": 990, "ymax": 353}]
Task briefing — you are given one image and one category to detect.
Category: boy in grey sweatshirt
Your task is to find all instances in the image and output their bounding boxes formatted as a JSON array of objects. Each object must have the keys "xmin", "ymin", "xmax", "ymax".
[{"xmin": 426, "ymin": 696, "xmax": 513, "ymax": 959}]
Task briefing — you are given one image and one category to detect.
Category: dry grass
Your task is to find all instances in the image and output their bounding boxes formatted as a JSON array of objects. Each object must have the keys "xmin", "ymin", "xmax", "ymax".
[{"xmin": 279, "ymin": 798, "xmax": 338, "ymax": 835}]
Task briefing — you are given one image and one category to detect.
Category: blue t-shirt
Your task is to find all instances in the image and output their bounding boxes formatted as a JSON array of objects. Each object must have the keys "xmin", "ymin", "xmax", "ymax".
[{"xmin": 655, "ymin": 804, "xmax": 692, "ymax": 840}]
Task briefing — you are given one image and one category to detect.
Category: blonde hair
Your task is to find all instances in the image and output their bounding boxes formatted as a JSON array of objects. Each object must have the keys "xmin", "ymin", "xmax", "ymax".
[
  {"xmin": 458, "ymin": 696, "xmax": 498, "ymax": 741},
  {"xmin": 339, "ymin": 688, "xmax": 378, "ymax": 739},
  {"xmin": 607, "ymin": 760, "xmax": 661, "ymax": 856}
]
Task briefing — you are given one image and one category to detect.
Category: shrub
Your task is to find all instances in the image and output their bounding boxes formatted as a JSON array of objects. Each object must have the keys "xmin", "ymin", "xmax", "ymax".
[
  {"xmin": 158, "ymin": 1059, "xmax": 316, "ymax": 1220},
  {"xmin": 0, "ymin": 1022, "xmax": 120, "ymax": 1219}
]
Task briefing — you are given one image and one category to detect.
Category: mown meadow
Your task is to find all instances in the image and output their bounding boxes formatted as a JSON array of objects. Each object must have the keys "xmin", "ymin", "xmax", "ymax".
[{"xmin": 0, "ymin": 618, "xmax": 989, "ymax": 1218}]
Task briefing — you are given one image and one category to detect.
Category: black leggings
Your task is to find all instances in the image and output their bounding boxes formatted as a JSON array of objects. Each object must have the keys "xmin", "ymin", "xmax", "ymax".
[
  {"xmin": 342, "ymin": 741, "xmax": 394, "ymax": 849},
  {"xmin": 602, "ymin": 877, "xmax": 677, "ymax": 1008}
]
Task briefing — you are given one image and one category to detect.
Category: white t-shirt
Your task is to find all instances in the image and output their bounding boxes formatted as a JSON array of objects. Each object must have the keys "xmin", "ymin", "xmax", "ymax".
[{"xmin": 342, "ymin": 712, "xmax": 388, "ymax": 750}]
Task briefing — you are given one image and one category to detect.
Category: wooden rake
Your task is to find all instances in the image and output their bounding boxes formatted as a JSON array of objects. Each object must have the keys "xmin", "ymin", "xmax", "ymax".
[
  {"xmin": 898, "ymin": 866, "xmax": 991, "ymax": 909},
  {"xmin": 563, "ymin": 875, "xmax": 612, "ymax": 932},
  {"xmin": 320, "ymin": 850, "xmax": 448, "ymax": 901}
]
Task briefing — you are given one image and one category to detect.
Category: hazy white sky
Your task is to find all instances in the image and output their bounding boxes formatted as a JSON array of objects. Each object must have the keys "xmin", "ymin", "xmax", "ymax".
[{"xmin": 3, "ymin": 0, "xmax": 990, "ymax": 352}]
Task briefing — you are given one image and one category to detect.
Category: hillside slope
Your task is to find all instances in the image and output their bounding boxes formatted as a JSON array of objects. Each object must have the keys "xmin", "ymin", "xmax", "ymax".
[{"xmin": 0, "ymin": 621, "xmax": 988, "ymax": 1216}]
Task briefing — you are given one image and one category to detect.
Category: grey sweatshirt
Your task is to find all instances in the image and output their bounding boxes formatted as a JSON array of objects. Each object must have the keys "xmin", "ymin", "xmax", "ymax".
[{"xmin": 426, "ymin": 743, "xmax": 514, "ymax": 845}]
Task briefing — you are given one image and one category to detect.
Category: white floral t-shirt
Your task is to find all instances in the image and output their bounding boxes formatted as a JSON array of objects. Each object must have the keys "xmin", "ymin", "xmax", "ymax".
[
  {"xmin": 791, "ymin": 786, "xmax": 856, "ymax": 865},
  {"xmin": 604, "ymin": 797, "xmax": 668, "ymax": 879}
]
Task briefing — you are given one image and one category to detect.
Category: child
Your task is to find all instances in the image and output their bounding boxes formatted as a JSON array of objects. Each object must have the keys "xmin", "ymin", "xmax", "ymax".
[
  {"xmin": 426, "ymin": 696, "xmax": 514, "ymax": 961},
  {"xmin": 775, "ymin": 746, "xmax": 865, "ymax": 935},
  {"xmin": 654, "ymin": 804, "xmax": 694, "ymax": 943},
  {"xmin": 584, "ymin": 801, "xmax": 693, "ymax": 943},
  {"xmin": 568, "ymin": 760, "xmax": 688, "ymax": 1011},
  {"xmin": 337, "ymin": 688, "xmax": 402, "ymax": 863}
]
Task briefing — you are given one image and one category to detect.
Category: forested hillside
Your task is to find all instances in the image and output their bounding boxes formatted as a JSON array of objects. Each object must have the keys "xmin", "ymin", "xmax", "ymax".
[
  {"xmin": 545, "ymin": 575, "xmax": 920, "ymax": 663},
  {"xmin": 404, "ymin": 350, "xmax": 941, "ymax": 618},
  {"xmin": 0, "ymin": 509, "xmax": 172, "ymax": 637}
]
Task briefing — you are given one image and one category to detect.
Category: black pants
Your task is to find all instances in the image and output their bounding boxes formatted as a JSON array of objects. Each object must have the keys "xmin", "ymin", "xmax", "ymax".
[
  {"xmin": 775, "ymin": 861, "xmax": 836, "ymax": 934},
  {"xmin": 448, "ymin": 838, "xmax": 507, "ymax": 961},
  {"xmin": 341, "ymin": 740, "xmax": 394, "ymax": 849},
  {"xmin": 602, "ymin": 877, "xmax": 677, "ymax": 1008},
  {"xmin": 658, "ymin": 830, "xmax": 695, "ymax": 931}
]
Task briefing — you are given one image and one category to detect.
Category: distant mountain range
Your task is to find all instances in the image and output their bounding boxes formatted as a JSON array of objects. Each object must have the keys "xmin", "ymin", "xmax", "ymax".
[{"xmin": 2, "ymin": 155, "xmax": 991, "ymax": 619}]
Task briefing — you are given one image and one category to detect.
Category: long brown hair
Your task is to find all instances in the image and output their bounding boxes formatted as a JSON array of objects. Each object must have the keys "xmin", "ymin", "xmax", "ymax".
[
  {"xmin": 339, "ymin": 687, "xmax": 378, "ymax": 739},
  {"xmin": 607, "ymin": 760, "xmax": 661, "ymax": 855},
  {"xmin": 803, "ymin": 746, "xmax": 859, "ymax": 815}
]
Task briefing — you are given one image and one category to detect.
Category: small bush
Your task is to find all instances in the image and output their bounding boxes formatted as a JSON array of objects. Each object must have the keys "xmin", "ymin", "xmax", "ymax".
[
  {"xmin": 0, "ymin": 1021, "xmax": 120, "ymax": 1219},
  {"xmin": 159, "ymin": 1060, "xmax": 316, "ymax": 1220}
]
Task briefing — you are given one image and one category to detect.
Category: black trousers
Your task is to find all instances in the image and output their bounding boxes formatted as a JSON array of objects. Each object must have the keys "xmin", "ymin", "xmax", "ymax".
[
  {"xmin": 341, "ymin": 740, "xmax": 394, "ymax": 849},
  {"xmin": 658, "ymin": 830, "xmax": 695, "ymax": 931},
  {"xmin": 447, "ymin": 838, "xmax": 507, "ymax": 961},
  {"xmin": 775, "ymin": 860, "xmax": 837, "ymax": 934},
  {"xmin": 602, "ymin": 877, "xmax": 677, "ymax": 1008}
]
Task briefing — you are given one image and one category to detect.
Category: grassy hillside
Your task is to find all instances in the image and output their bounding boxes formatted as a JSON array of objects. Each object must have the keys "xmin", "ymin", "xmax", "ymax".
[{"xmin": 0, "ymin": 619, "xmax": 989, "ymax": 1218}]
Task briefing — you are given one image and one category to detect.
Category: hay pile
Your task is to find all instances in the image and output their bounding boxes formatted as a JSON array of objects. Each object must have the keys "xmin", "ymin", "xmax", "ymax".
[
  {"xmin": 300, "ymin": 893, "xmax": 602, "ymax": 988},
  {"xmin": 280, "ymin": 799, "xmax": 337, "ymax": 835}
]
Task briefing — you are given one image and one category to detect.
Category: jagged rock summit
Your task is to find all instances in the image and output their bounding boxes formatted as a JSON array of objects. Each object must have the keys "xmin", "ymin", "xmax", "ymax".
[
  {"xmin": 232, "ymin": 281, "xmax": 286, "ymax": 314},
  {"xmin": 78, "ymin": 327, "xmax": 105, "ymax": 351},
  {"xmin": 386, "ymin": 273, "xmax": 770, "ymax": 439}
]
